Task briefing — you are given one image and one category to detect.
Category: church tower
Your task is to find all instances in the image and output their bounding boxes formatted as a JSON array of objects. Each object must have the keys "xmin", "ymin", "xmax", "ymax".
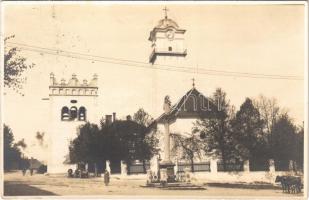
[
  {"xmin": 47, "ymin": 73, "xmax": 98, "ymax": 173},
  {"xmin": 148, "ymin": 7, "xmax": 187, "ymax": 65}
]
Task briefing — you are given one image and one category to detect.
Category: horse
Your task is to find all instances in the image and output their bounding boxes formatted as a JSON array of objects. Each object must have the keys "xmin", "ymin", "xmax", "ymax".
[{"xmin": 275, "ymin": 176, "xmax": 302, "ymax": 194}]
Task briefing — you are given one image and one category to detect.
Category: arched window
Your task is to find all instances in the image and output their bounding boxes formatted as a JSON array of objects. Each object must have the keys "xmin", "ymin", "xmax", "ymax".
[
  {"xmin": 168, "ymin": 46, "xmax": 172, "ymax": 51},
  {"xmin": 70, "ymin": 106, "xmax": 78, "ymax": 120},
  {"xmin": 61, "ymin": 106, "xmax": 69, "ymax": 120},
  {"xmin": 78, "ymin": 107, "xmax": 86, "ymax": 121}
]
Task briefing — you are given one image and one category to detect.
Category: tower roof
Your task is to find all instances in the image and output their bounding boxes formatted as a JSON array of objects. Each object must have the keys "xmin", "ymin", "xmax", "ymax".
[{"xmin": 155, "ymin": 18, "xmax": 179, "ymax": 29}]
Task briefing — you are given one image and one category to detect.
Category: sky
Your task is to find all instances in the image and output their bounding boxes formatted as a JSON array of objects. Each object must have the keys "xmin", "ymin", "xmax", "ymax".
[{"xmin": 2, "ymin": 3, "xmax": 306, "ymax": 160}]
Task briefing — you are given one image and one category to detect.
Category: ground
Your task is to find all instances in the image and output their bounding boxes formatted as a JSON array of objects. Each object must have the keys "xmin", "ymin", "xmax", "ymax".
[{"xmin": 3, "ymin": 171, "xmax": 304, "ymax": 197}]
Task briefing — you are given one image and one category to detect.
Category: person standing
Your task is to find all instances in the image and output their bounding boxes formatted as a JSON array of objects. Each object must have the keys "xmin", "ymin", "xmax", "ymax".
[
  {"xmin": 22, "ymin": 168, "xmax": 26, "ymax": 176},
  {"xmin": 104, "ymin": 170, "xmax": 110, "ymax": 186}
]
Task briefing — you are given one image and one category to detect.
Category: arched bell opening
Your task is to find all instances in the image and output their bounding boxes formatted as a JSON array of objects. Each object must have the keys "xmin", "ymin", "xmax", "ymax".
[
  {"xmin": 70, "ymin": 106, "xmax": 78, "ymax": 120},
  {"xmin": 78, "ymin": 106, "xmax": 86, "ymax": 121},
  {"xmin": 61, "ymin": 106, "xmax": 70, "ymax": 121}
]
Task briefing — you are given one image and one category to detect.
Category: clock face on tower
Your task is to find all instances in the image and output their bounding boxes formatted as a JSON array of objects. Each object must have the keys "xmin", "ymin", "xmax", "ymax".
[{"xmin": 166, "ymin": 29, "xmax": 175, "ymax": 40}]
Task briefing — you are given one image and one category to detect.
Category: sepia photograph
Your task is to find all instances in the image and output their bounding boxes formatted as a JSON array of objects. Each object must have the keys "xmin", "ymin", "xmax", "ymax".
[{"xmin": 1, "ymin": 1, "xmax": 307, "ymax": 198}]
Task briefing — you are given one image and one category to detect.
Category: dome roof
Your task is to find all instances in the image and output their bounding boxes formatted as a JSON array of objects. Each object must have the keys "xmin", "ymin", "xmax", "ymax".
[{"xmin": 155, "ymin": 17, "xmax": 179, "ymax": 29}]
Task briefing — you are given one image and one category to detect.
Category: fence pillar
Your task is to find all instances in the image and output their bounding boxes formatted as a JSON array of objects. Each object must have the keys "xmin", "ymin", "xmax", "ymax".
[
  {"xmin": 244, "ymin": 160, "xmax": 250, "ymax": 173},
  {"xmin": 121, "ymin": 160, "xmax": 127, "ymax": 176},
  {"xmin": 210, "ymin": 159, "xmax": 218, "ymax": 173},
  {"xmin": 269, "ymin": 159, "xmax": 275, "ymax": 173},
  {"xmin": 106, "ymin": 160, "xmax": 111, "ymax": 173},
  {"xmin": 268, "ymin": 159, "xmax": 277, "ymax": 184},
  {"xmin": 289, "ymin": 160, "xmax": 294, "ymax": 171}
]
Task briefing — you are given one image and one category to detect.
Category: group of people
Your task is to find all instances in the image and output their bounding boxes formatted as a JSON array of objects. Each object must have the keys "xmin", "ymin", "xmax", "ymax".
[
  {"xmin": 67, "ymin": 167, "xmax": 110, "ymax": 186},
  {"xmin": 22, "ymin": 168, "xmax": 34, "ymax": 176}
]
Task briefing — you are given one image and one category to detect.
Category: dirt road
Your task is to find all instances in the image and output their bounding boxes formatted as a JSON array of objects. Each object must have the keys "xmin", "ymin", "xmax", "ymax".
[{"xmin": 3, "ymin": 172, "xmax": 304, "ymax": 198}]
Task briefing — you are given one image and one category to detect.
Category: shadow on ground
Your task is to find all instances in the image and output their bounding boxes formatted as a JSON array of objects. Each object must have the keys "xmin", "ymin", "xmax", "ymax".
[
  {"xmin": 4, "ymin": 181, "xmax": 57, "ymax": 196},
  {"xmin": 206, "ymin": 182, "xmax": 281, "ymax": 190}
]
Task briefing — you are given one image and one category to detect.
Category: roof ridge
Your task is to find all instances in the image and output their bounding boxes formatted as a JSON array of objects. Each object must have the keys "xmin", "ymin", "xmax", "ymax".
[{"xmin": 172, "ymin": 88, "xmax": 195, "ymax": 116}]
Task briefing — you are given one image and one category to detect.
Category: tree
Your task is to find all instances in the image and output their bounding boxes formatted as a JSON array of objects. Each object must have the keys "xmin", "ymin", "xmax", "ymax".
[
  {"xmin": 69, "ymin": 122, "xmax": 103, "ymax": 174},
  {"xmin": 133, "ymin": 108, "xmax": 153, "ymax": 127},
  {"xmin": 232, "ymin": 98, "xmax": 266, "ymax": 167},
  {"xmin": 271, "ymin": 114, "xmax": 298, "ymax": 170},
  {"xmin": 253, "ymin": 95, "xmax": 280, "ymax": 136},
  {"xmin": 294, "ymin": 123, "xmax": 304, "ymax": 171},
  {"xmin": 193, "ymin": 88, "xmax": 237, "ymax": 170},
  {"xmin": 104, "ymin": 120, "xmax": 158, "ymax": 166},
  {"xmin": 4, "ymin": 35, "xmax": 35, "ymax": 94},
  {"xmin": 69, "ymin": 118, "xmax": 159, "ymax": 174},
  {"xmin": 171, "ymin": 132, "xmax": 203, "ymax": 172},
  {"xmin": 3, "ymin": 124, "xmax": 23, "ymax": 170}
]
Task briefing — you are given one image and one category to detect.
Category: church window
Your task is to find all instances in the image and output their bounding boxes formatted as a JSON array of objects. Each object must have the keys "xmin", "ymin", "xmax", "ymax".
[
  {"xmin": 78, "ymin": 107, "xmax": 86, "ymax": 121},
  {"xmin": 168, "ymin": 46, "xmax": 172, "ymax": 51},
  {"xmin": 70, "ymin": 106, "xmax": 78, "ymax": 120},
  {"xmin": 61, "ymin": 106, "xmax": 70, "ymax": 120}
]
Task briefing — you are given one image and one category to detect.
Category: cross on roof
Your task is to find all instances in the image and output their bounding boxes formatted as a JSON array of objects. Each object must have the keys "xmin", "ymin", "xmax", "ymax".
[
  {"xmin": 163, "ymin": 6, "xmax": 169, "ymax": 19},
  {"xmin": 191, "ymin": 78, "xmax": 195, "ymax": 88}
]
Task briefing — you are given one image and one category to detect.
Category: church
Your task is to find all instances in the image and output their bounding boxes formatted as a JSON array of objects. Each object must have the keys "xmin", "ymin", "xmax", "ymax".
[
  {"xmin": 45, "ymin": 8, "xmax": 284, "ymax": 184},
  {"xmin": 146, "ymin": 8, "xmax": 218, "ymax": 177}
]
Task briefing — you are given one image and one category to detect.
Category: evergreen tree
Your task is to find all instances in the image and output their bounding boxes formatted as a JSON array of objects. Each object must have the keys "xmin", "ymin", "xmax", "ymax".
[
  {"xmin": 232, "ymin": 98, "xmax": 266, "ymax": 169},
  {"xmin": 271, "ymin": 114, "xmax": 298, "ymax": 170}
]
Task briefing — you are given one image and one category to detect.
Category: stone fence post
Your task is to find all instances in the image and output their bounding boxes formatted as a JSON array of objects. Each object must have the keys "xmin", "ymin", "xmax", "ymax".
[
  {"xmin": 244, "ymin": 160, "xmax": 250, "ymax": 173},
  {"xmin": 210, "ymin": 159, "xmax": 218, "ymax": 174},
  {"xmin": 289, "ymin": 160, "xmax": 294, "ymax": 171},
  {"xmin": 269, "ymin": 159, "xmax": 275, "ymax": 173},
  {"xmin": 121, "ymin": 160, "xmax": 127, "ymax": 176},
  {"xmin": 106, "ymin": 160, "xmax": 111, "ymax": 173}
]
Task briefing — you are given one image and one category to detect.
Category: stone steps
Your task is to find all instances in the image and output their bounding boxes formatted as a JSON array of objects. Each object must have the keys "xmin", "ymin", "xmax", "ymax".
[{"xmin": 142, "ymin": 182, "xmax": 206, "ymax": 190}]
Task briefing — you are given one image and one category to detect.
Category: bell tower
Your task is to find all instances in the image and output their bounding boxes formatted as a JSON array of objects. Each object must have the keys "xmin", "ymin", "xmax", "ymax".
[
  {"xmin": 47, "ymin": 73, "xmax": 99, "ymax": 173},
  {"xmin": 149, "ymin": 7, "xmax": 187, "ymax": 65}
]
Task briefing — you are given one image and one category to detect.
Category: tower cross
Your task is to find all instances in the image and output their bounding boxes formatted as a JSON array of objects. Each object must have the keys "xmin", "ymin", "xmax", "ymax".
[
  {"xmin": 163, "ymin": 6, "xmax": 169, "ymax": 19},
  {"xmin": 192, "ymin": 78, "xmax": 195, "ymax": 88}
]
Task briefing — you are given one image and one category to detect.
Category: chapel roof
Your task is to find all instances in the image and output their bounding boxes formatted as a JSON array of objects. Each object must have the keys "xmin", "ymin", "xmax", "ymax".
[{"xmin": 153, "ymin": 87, "xmax": 217, "ymax": 125}]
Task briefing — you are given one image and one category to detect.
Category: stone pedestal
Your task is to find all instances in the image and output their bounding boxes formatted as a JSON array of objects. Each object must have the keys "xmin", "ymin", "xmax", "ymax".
[
  {"xmin": 159, "ymin": 161, "xmax": 175, "ymax": 182},
  {"xmin": 160, "ymin": 168, "xmax": 168, "ymax": 183},
  {"xmin": 184, "ymin": 167, "xmax": 191, "ymax": 182}
]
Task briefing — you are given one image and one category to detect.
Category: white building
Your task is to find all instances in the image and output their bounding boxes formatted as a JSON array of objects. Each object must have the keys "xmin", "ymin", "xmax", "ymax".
[{"xmin": 47, "ymin": 73, "xmax": 99, "ymax": 173}]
